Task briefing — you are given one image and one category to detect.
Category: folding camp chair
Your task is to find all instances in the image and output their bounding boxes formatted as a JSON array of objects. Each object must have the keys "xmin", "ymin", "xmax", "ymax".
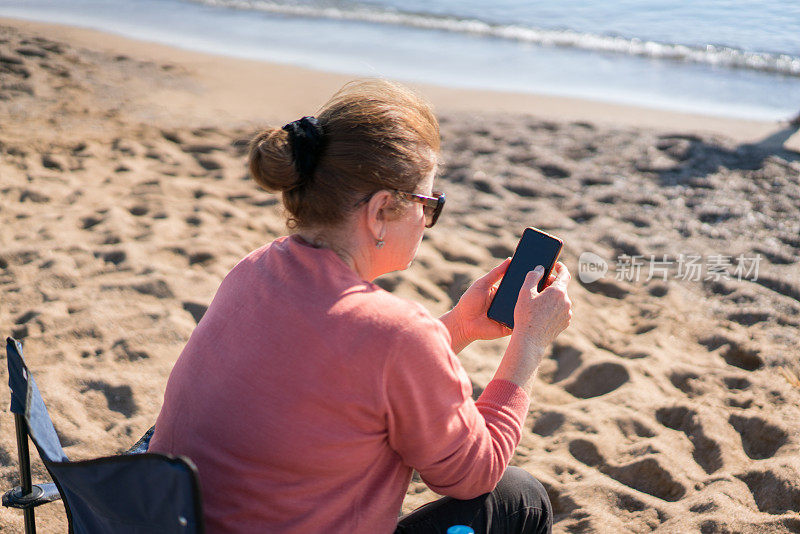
[{"xmin": 2, "ymin": 337, "xmax": 205, "ymax": 533}]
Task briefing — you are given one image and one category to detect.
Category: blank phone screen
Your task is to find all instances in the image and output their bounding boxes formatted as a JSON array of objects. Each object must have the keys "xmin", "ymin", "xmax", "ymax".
[{"xmin": 487, "ymin": 228, "xmax": 563, "ymax": 329}]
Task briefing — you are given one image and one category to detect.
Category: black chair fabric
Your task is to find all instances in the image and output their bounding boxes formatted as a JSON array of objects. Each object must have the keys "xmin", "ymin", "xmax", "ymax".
[{"xmin": 5, "ymin": 337, "xmax": 204, "ymax": 533}]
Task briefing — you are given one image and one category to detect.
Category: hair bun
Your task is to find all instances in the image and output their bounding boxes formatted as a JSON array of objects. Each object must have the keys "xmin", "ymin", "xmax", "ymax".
[{"xmin": 248, "ymin": 127, "xmax": 299, "ymax": 193}]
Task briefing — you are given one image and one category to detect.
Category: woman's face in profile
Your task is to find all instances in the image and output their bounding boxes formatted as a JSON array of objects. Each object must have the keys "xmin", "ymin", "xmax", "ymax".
[{"xmin": 380, "ymin": 167, "xmax": 436, "ymax": 274}]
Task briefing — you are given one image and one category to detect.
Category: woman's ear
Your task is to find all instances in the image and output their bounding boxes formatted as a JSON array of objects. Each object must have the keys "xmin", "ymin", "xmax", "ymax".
[{"xmin": 365, "ymin": 190, "xmax": 393, "ymax": 239}]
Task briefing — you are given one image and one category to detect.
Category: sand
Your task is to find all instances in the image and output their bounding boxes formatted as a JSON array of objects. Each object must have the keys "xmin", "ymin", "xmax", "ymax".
[{"xmin": 1, "ymin": 17, "xmax": 799, "ymax": 533}]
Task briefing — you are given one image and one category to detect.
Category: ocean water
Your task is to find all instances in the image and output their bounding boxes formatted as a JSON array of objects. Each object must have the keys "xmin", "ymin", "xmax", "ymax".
[{"xmin": 2, "ymin": 0, "xmax": 799, "ymax": 120}]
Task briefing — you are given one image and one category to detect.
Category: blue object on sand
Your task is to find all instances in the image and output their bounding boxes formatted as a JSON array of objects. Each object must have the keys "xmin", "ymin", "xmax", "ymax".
[{"xmin": 2, "ymin": 337, "xmax": 204, "ymax": 533}]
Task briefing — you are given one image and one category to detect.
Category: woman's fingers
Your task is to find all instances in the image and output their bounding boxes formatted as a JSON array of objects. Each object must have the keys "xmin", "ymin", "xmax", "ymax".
[
  {"xmin": 544, "ymin": 271, "xmax": 556, "ymax": 288},
  {"xmin": 512, "ymin": 263, "xmax": 573, "ymax": 346},
  {"xmin": 552, "ymin": 262, "xmax": 571, "ymax": 289},
  {"xmin": 520, "ymin": 265, "xmax": 545, "ymax": 296},
  {"xmin": 551, "ymin": 261, "xmax": 567, "ymax": 278},
  {"xmin": 537, "ymin": 262, "xmax": 564, "ymax": 290}
]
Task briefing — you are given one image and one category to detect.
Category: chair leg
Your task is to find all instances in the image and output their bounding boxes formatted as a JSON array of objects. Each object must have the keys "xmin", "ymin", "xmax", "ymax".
[{"xmin": 14, "ymin": 414, "xmax": 37, "ymax": 534}]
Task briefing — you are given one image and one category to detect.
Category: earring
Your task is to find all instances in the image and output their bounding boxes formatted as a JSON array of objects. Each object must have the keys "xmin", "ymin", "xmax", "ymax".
[{"xmin": 375, "ymin": 238, "xmax": 385, "ymax": 249}]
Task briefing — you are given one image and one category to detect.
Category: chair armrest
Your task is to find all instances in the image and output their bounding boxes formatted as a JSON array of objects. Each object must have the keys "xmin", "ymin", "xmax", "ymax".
[{"xmin": 2, "ymin": 483, "xmax": 61, "ymax": 509}]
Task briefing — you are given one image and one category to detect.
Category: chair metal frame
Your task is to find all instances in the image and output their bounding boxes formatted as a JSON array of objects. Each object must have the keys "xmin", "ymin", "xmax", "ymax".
[{"xmin": 2, "ymin": 337, "xmax": 205, "ymax": 534}]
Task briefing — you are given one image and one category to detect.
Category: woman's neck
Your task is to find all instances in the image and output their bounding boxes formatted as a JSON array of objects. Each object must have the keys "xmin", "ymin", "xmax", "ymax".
[{"xmin": 296, "ymin": 229, "xmax": 370, "ymax": 280}]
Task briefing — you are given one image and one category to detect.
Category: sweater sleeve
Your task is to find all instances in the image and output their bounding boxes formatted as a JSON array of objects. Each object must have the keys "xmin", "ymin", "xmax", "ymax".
[{"xmin": 382, "ymin": 309, "xmax": 531, "ymax": 499}]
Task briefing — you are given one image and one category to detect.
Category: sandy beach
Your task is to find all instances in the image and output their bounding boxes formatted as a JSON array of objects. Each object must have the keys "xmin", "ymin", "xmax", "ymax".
[{"xmin": 1, "ymin": 17, "xmax": 799, "ymax": 533}]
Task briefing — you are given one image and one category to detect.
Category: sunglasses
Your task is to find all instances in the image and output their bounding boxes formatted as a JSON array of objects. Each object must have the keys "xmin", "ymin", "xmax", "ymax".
[
  {"xmin": 395, "ymin": 190, "xmax": 445, "ymax": 228},
  {"xmin": 356, "ymin": 189, "xmax": 446, "ymax": 228}
]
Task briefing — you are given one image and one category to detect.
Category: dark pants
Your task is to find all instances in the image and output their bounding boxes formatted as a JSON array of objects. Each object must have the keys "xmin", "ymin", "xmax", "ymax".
[{"xmin": 395, "ymin": 467, "xmax": 553, "ymax": 534}]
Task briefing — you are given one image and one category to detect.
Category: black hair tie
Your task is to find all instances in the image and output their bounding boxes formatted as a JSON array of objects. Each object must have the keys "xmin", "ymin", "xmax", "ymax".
[{"xmin": 282, "ymin": 116, "xmax": 325, "ymax": 186}]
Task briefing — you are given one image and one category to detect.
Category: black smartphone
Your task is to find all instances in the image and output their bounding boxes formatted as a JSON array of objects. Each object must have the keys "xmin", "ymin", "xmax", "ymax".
[{"xmin": 487, "ymin": 227, "xmax": 564, "ymax": 329}]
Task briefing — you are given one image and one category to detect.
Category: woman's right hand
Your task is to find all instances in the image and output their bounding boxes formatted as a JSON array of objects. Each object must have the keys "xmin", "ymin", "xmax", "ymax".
[{"xmin": 512, "ymin": 261, "xmax": 573, "ymax": 351}]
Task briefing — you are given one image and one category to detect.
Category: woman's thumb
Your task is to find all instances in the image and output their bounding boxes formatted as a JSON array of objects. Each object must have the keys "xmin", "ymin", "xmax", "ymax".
[{"xmin": 521, "ymin": 265, "xmax": 545, "ymax": 295}]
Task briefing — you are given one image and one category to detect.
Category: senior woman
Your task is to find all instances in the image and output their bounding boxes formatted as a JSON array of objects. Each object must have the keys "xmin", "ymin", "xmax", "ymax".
[{"xmin": 149, "ymin": 79, "xmax": 572, "ymax": 533}]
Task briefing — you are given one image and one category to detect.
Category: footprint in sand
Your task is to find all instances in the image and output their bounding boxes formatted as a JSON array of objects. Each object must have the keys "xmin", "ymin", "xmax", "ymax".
[
  {"xmin": 753, "ymin": 275, "xmax": 800, "ymax": 303},
  {"xmin": 81, "ymin": 214, "xmax": 104, "ymax": 230},
  {"xmin": 93, "ymin": 249, "xmax": 126, "ymax": 265},
  {"xmin": 720, "ymin": 343, "xmax": 763, "ymax": 371},
  {"xmin": 635, "ymin": 322, "xmax": 658, "ymax": 335},
  {"xmin": 41, "ymin": 153, "xmax": 65, "ymax": 171},
  {"xmin": 542, "ymin": 341, "xmax": 583, "ymax": 384},
  {"xmin": 647, "ymin": 282, "xmax": 669, "ymax": 297},
  {"xmin": 669, "ymin": 370, "xmax": 704, "ymax": 396},
  {"xmin": 128, "ymin": 205, "xmax": 149, "ymax": 216},
  {"xmin": 614, "ymin": 417, "xmax": 656, "ymax": 440},
  {"xmin": 727, "ymin": 397, "xmax": 754, "ymax": 409},
  {"xmin": 188, "ymin": 251, "xmax": 215, "ymax": 265},
  {"xmin": 539, "ymin": 483, "xmax": 580, "ymax": 518},
  {"xmin": 580, "ymin": 278, "xmax": 630, "ymax": 300},
  {"xmin": 727, "ymin": 309, "xmax": 771, "ymax": 326},
  {"xmin": 0, "ymin": 445, "xmax": 12, "ymax": 466},
  {"xmin": 160, "ymin": 130, "xmax": 183, "ymax": 144},
  {"xmin": 568, "ymin": 438, "xmax": 687, "ymax": 502},
  {"xmin": 622, "ymin": 214, "xmax": 651, "ymax": 228},
  {"xmin": 503, "ymin": 183, "xmax": 538, "ymax": 198},
  {"xmin": 604, "ymin": 458, "xmax": 687, "ymax": 502},
  {"xmin": 487, "ymin": 243, "xmax": 514, "ymax": 259},
  {"xmin": 538, "ymin": 163, "xmax": 570, "ymax": 179},
  {"xmin": 728, "ymin": 414, "xmax": 788, "ymax": 460},
  {"xmin": 753, "ymin": 246, "xmax": 796, "ymax": 265},
  {"xmin": 81, "ymin": 380, "xmax": 138, "ymax": 418},
  {"xmin": 181, "ymin": 301, "xmax": 208, "ymax": 323},
  {"xmin": 184, "ymin": 210, "xmax": 205, "ymax": 226},
  {"xmin": 564, "ymin": 361, "xmax": 629, "ymax": 399},
  {"xmin": 110, "ymin": 339, "xmax": 150, "ymax": 362},
  {"xmin": 722, "ymin": 375, "xmax": 751, "ymax": 391},
  {"xmin": 602, "ymin": 235, "xmax": 643, "ymax": 258},
  {"xmin": 703, "ymin": 280, "xmax": 736, "ymax": 297},
  {"xmin": 698, "ymin": 335, "xmax": 763, "ymax": 371},
  {"xmin": 568, "ymin": 438, "xmax": 603, "ymax": 467},
  {"xmin": 778, "ymin": 233, "xmax": 800, "ymax": 251},
  {"xmin": 194, "ymin": 155, "xmax": 223, "ymax": 171},
  {"xmin": 471, "ymin": 178, "xmax": 498, "ymax": 195},
  {"xmin": 14, "ymin": 309, "xmax": 39, "ymax": 327},
  {"xmin": 580, "ymin": 175, "xmax": 613, "ymax": 187},
  {"xmin": 735, "ymin": 466, "xmax": 800, "ymax": 515},
  {"xmin": 595, "ymin": 193, "xmax": 619, "ymax": 205},
  {"xmin": 655, "ymin": 405, "xmax": 724, "ymax": 475},
  {"xmin": 112, "ymin": 138, "xmax": 142, "ymax": 156},
  {"xmin": 569, "ymin": 207, "xmax": 598, "ymax": 224},
  {"xmin": 18, "ymin": 187, "xmax": 49, "ymax": 204},
  {"xmin": 101, "ymin": 233, "xmax": 121, "ymax": 245},
  {"xmin": 80, "ymin": 348, "xmax": 104, "ymax": 360},
  {"xmin": 531, "ymin": 411, "xmax": 566, "ymax": 437},
  {"xmin": 613, "ymin": 491, "xmax": 652, "ymax": 516}
]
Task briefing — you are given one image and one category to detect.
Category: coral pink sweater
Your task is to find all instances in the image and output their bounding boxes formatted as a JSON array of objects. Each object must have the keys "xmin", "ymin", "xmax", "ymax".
[{"xmin": 149, "ymin": 234, "xmax": 530, "ymax": 533}]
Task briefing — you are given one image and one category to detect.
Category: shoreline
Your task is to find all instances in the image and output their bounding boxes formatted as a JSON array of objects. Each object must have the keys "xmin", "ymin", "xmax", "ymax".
[
  {"xmin": 2, "ymin": 16, "xmax": 798, "ymax": 149},
  {"xmin": 1, "ymin": 15, "xmax": 799, "ymax": 533}
]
